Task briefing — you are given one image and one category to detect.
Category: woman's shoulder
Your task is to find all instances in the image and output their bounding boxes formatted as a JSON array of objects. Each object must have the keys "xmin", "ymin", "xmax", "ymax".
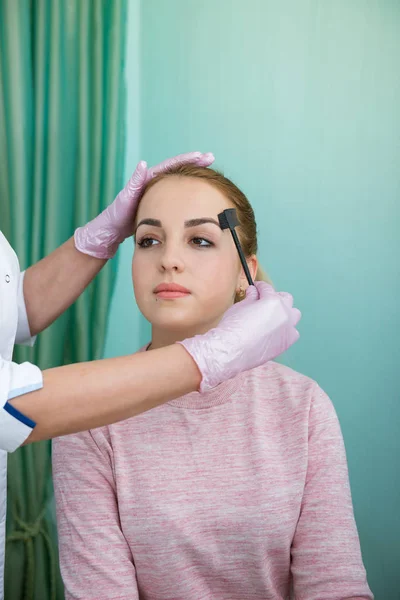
[
  {"xmin": 248, "ymin": 360, "xmax": 316, "ymax": 388},
  {"xmin": 241, "ymin": 361, "xmax": 339, "ymax": 426},
  {"xmin": 240, "ymin": 360, "xmax": 323, "ymax": 410}
]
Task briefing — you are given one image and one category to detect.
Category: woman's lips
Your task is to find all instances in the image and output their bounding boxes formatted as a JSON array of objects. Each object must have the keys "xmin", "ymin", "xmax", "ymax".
[
  {"xmin": 156, "ymin": 291, "xmax": 189, "ymax": 299},
  {"xmin": 153, "ymin": 283, "xmax": 191, "ymax": 299}
]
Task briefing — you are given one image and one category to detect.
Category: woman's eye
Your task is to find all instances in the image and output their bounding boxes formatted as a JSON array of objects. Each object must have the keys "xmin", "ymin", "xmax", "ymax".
[
  {"xmin": 137, "ymin": 237, "xmax": 159, "ymax": 248},
  {"xmin": 191, "ymin": 237, "xmax": 213, "ymax": 247}
]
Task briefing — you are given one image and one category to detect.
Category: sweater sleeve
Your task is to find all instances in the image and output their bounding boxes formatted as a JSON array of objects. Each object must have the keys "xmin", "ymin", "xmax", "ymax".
[
  {"xmin": 52, "ymin": 429, "xmax": 139, "ymax": 600},
  {"xmin": 290, "ymin": 384, "xmax": 373, "ymax": 600}
]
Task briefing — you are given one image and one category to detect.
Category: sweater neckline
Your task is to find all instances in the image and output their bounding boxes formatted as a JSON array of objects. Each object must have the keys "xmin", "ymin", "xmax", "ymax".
[
  {"xmin": 168, "ymin": 374, "xmax": 243, "ymax": 409},
  {"xmin": 142, "ymin": 343, "xmax": 243, "ymax": 409}
]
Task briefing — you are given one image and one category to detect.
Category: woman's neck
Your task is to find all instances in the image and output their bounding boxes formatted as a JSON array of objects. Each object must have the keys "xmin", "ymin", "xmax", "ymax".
[{"xmin": 149, "ymin": 319, "xmax": 220, "ymax": 351}]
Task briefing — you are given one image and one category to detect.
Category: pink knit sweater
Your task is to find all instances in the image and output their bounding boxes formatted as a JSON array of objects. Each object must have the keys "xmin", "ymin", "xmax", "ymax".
[{"xmin": 52, "ymin": 360, "xmax": 373, "ymax": 600}]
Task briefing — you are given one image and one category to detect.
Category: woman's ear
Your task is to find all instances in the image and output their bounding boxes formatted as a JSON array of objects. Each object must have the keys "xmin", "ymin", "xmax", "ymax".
[{"xmin": 238, "ymin": 255, "xmax": 258, "ymax": 289}]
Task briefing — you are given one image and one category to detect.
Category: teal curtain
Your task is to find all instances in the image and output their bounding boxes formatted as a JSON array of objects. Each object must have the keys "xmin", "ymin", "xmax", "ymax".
[{"xmin": 0, "ymin": 0, "xmax": 127, "ymax": 598}]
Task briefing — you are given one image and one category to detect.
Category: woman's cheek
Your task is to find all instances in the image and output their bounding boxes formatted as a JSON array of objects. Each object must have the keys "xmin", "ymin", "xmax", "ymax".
[
  {"xmin": 200, "ymin": 264, "xmax": 237, "ymax": 309},
  {"xmin": 132, "ymin": 257, "xmax": 149, "ymax": 301}
]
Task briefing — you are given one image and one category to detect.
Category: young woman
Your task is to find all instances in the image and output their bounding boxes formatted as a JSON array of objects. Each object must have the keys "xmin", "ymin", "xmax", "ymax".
[{"xmin": 53, "ymin": 165, "xmax": 373, "ymax": 600}]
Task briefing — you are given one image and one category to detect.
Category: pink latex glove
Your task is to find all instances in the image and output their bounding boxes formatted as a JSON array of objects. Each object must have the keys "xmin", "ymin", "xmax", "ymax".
[
  {"xmin": 74, "ymin": 151, "xmax": 215, "ymax": 259},
  {"xmin": 179, "ymin": 282, "xmax": 301, "ymax": 392}
]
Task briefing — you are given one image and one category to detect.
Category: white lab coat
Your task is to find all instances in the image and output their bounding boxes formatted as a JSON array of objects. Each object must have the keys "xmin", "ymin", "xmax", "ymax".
[{"xmin": 0, "ymin": 231, "xmax": 43, "ymax": 598}]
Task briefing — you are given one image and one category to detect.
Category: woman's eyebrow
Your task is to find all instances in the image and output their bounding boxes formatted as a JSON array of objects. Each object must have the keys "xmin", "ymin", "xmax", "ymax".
[
  {"xmin": 136, "ymin": 218, "xmax": 162, "ymax": 231},
  {"xmin": 136, "ymin": 217, "xmax": 221, "ymax": 231},
  {"xmin": 184, "ymin": 218, "xmax": 220, "ymax": 228}
]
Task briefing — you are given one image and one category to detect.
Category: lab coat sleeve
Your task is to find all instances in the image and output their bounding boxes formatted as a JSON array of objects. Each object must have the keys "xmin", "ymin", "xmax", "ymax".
[
  {"xmin": 15, "ymin": 270, "xmax": 36, "ymax": 346},
  {"xmin": 0, "ymin": 359, "xmax": 42, "ymax": 452}
]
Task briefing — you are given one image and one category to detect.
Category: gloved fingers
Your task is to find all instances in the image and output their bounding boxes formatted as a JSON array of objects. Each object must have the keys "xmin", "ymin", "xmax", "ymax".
[
  {"xmin": 277, "ymin": 291, "xmax": 293, "ymax": 308},
  {"xmin": 288, "ymin": 328, "xmax": 300, "ymax": 346},
  {"xmin": 257, "ymin": 284, "xmax": 301, "ymax": 327},
  {"xmin": 253, "ymin": 281, "xmax": 276, "ymax": 298},
  {"xmin": 148, "ymin": 151, "xmax": 215, "ymax": 178},
  {"xmin": 277, "ymin": 293, "xmax": 301, "ymax": 326},
  {"xmin": 194, "ymin": 152, "xmax": 215, "ymax": 167},
  {"xmin": 291, "ymin": 308, "xmax": 301, "ymax": 327}
]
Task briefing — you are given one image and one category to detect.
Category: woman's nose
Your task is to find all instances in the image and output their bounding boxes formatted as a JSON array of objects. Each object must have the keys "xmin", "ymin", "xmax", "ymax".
[{"xmin": 159, "ymin": 244, "xmax": 185, "ymax": 273}]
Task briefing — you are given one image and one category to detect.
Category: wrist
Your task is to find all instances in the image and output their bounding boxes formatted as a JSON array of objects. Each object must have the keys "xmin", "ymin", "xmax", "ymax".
[
  {"xmin": 74, "ymin": 226, "xmax": 121, "ymax": 259},
  {"xmin": 178, "ymin": 329, "xmax": 222, "ymax": 393},
  {"xmin": 175, "ymin": 342, "xmax": 202, "ymax": 391}
]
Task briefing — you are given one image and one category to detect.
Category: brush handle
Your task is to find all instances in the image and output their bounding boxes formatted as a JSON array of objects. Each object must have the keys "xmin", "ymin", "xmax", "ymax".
[{"xmin": 230, "ymin": 229, "xmax": 254, "ymax": 286}]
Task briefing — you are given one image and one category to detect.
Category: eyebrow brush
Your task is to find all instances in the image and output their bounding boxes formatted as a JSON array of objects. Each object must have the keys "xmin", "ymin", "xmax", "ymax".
[{"xmin": 217, "ymin": 208, "xmax": 254, "ymax": 287}]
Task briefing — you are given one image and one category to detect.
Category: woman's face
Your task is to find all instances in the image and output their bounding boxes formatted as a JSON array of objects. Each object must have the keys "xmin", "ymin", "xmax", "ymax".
[{"xmin": 132, "ymin": 176, "xmax": 257, "ymax": 339}]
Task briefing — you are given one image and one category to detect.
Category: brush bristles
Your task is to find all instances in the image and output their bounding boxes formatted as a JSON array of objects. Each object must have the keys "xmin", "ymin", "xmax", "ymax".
[
  {"xmin": 218, "ymin": 208, "xmax": 239, "ymax": 230},
  {"xmin": 218, "ymin": 211, "xmax": 229, "ymax": 229}
]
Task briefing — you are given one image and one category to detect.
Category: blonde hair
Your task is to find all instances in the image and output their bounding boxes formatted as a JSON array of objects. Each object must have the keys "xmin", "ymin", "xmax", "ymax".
[{"xmin": 138, "ymin": 165, "xmax": 272, "ymax": 297}]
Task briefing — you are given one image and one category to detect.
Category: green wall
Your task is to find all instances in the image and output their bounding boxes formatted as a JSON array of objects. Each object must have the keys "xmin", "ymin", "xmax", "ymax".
[{"xmin": 104, "ymin": 1, "xmax": 400, "ymax": 597}]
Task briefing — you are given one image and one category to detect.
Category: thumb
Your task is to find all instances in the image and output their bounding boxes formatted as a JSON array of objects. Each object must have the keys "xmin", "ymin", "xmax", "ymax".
[
  {"xmin": 254, "ymin": 281, "xmax": 275, "ymax": 299},
  {"xmin": 241, "ymin": 284, "xmax": 259, "ymax": 304}
]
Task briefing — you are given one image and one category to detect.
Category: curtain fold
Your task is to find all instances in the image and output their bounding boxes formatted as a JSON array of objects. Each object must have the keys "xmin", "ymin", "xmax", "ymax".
[{"xmin": 0, "ymin": 0, "xmax": 127, "ymax": 597}]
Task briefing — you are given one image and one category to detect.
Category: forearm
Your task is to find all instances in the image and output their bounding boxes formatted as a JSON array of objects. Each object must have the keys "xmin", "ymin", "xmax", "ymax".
[
  {"xmin": 9, "ymin": 344, "xmax": 201, "ymax": 443},
  {"xmin": 23, "ymin": 237, "xmax": 107, "ymax": 335}
]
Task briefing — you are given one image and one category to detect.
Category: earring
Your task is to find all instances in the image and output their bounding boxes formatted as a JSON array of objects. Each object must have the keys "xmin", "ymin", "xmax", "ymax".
[{"xmin": 236, "ymin": 286, "xmax": 246, "ymax": 301}]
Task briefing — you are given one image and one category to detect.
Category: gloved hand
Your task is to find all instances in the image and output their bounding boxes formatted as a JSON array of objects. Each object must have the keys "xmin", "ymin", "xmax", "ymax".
[
  {"xmin": 179, "ymin": 282, "xmax": 301, "ymax": 392},
  {"xmin": 74, "ymin": 151, "xmax": 215, "ymax": 259}
]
